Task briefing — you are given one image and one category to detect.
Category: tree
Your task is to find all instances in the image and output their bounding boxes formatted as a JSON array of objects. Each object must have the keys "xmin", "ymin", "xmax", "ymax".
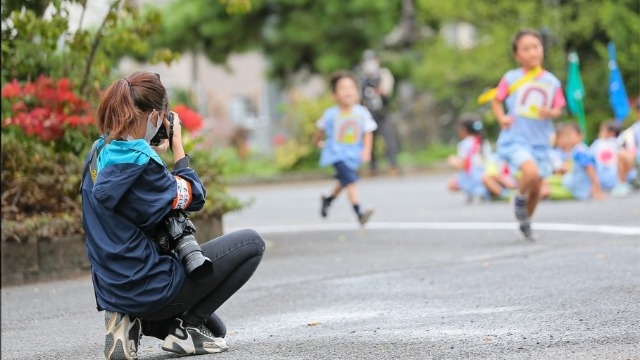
[
  {"xmin": 153, "ymin": 0, "xmax": 401, "ymax": 84},
  {"xmin": 413, "ymin": 0, "xmax": 639, "ymax": 130},
  {"xmin": 1, "ymin": 0, "xmax": 174, "ymax": 98}
]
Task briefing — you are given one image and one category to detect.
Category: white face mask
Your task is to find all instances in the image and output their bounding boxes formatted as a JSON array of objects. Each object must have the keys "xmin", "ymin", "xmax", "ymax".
[{"xmin": 143, "ymin": 111, "xmax": 162, "ymax": 143}]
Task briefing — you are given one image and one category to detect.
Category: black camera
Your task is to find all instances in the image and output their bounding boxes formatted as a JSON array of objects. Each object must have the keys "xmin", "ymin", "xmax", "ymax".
[
  {"xmin": 364, "ymin": 75, "xmax": 381, "ymax": 88},
  {"xmin": 150, "ymin": 112, "xmax": 173, "ymax": 146},
  {"xmin": 153, "ymin": 209, "xmax": 213, "ymax": 279}
]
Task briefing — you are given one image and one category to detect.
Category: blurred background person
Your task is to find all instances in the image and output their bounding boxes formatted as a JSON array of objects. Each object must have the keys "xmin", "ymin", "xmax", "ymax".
[
  {"xmin": 446, "ymin": 116, "xmax": 488, "ymax": 202},
  {"xmin": 358, "ymin": 50, "xmax": 400, "ymax": 176},
  {"xmin": 553, "ymin": 122, "xmax": 605, "ymax": 201},
  {"xmin": 590, "ymin": 120, "xmax": 626, "ymax": 195}
]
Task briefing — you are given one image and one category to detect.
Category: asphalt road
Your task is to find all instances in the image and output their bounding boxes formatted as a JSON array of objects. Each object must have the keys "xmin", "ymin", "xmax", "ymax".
[{"xmin": 2, "ymin": 172, "xmax": 639, "ymax": 360}]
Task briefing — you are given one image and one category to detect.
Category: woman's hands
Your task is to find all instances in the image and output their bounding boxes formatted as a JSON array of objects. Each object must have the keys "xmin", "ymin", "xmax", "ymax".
[
  {"xmin": 151, "ymin": 139, "xmax": 170, "ymax": 153},
  {"xmin": 157, "ymin": 111, "xmax": 186, "ymax": 163}
]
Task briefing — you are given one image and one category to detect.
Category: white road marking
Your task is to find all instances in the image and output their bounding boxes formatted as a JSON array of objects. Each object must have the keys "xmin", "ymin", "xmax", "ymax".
[{"xmin": 229, "ymin": 222, "xmax": 640, "ymax": 236}]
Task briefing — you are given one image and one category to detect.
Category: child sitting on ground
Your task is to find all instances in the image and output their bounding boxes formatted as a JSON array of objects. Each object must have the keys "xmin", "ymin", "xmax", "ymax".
[
  {"xmin": 447, "ymin": 116, "xmax": 489, "ymax": 202},
  {"xmin": 589, "ymin": 120, "xmax": 634, "ymax": 196},
  {"xmin": 590, "ymin": 121, "xmax": 622, "ymax": 192},
  {"xmin": 550, "ymin": 123, "xmax": 605, "ymax": 200},
  {"xmin": 616, "ymin": 105, "xmax": 640, "ymax": 192}
]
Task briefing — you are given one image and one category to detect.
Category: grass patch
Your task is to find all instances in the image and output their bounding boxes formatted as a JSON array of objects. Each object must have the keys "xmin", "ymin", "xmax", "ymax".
[{"xmin": 398, "ymin": 143, "xmax": 456, "ymax": 167}]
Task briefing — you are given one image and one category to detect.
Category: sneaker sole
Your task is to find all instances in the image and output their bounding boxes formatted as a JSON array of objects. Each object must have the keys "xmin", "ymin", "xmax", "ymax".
[
  {"xmin": 105, "ymin": 313, "xmax": 139, "ymax": 360},
  {"xmin": 162, "ymin": 333, "xmax": 228, "ymax": 355},
  {"xmin": 519, "ymin": 223, "xmax": 536, "ymax": 241}
]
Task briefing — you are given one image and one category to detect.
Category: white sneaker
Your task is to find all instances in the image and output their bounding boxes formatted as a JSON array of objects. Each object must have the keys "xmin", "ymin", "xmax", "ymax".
[
  {"xmin": 162, "ymin": 318, "xmax": 229, "ymax": 355},
  {"xmin": 104, "ymin": 311, "xmax": 141, "ymax": 360},
  {"xmin": 610, "ymin": 183, "xmax": 631, "ymax": 197}
]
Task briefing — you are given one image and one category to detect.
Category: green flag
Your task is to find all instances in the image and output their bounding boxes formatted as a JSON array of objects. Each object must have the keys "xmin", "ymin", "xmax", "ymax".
[{"xmin": 565, "ymin": 52, "xmax": 588, "ymax": 142}]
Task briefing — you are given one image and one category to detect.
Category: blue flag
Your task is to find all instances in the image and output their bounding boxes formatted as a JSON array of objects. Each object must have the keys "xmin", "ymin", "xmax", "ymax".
[{"xmin": 608, "ymin": 42, "xmax": 630, "ymax": 123}]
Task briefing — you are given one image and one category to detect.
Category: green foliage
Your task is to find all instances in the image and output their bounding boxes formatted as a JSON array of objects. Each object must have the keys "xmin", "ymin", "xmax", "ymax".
[
  {"xmin": 153, "ymin": 0, "xmax": 401, "ymax": 83},
  {"xmin": 274, "ymin": 93, "xmax": 334, "ymax": 171},
  {"xmin": 413, "ymin": 0, "xmax": 639, "ymax": 128},
  {"xmin": 1, "ymin": 1, "xmax": 70, "ymax": 83},
  {"xmin": 397, "ymin": 143, "xmax": 456, "ymax": 167},
  {"xmin": 213, "ymin": 147, "xmax": 281, "ymax": 179},
  {"xmin": 1, "ymin": 131, "xmax": 84, "ymax": 222},
  {"xmin": 1, "ymin": 0, "xmax": 176, "ymax": 99}
]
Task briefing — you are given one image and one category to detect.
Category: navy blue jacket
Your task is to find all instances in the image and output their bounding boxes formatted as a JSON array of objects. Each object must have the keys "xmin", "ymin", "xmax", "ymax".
[{"xmin": 80, "ymin": 138, "xmax": 206, "ymax": 316}]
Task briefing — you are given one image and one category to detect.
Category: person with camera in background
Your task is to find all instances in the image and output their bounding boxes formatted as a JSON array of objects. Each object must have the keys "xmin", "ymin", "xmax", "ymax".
[
  {"xmin": 80, "ymin": 71, "xmax": 265, "ymax": 359},
  {"xmin": 358, "ymin": 50, "xmax": 400, "ymax": 176}
]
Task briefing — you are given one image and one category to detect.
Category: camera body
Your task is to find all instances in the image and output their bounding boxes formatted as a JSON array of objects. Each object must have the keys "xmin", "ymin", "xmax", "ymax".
[
  {"xmin": 150, "ymin": 112, "xmax": 173, "ymax": 146},
  {"xmin": 153, "ymin": 209, "xmax": 213, "ymax": 279},
  {"xmin": 364, "ymin": 75, "xmax": 381, "ymax": 89}
]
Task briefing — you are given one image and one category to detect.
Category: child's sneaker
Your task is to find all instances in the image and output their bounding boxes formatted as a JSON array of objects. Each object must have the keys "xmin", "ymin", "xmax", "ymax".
[
  {"xmin": 610, "ymin": 182, "xmax": 631, "ymax": 197},
  {"xmin": 513, "ymin": 194, "xmax": 528, "ymax": 222},
  {"xmin": 358, "ymin": 208, "xmax": 374, "ymax": 226},
  {"xmin": 104, "ymin": 311, "xmax": 141, "ymax": 360},
  {"xmin": 321, "ymin": 195, "xmax": 332, "ymax": 218},
  {"xmin": 519, "ymin": 221, "xmax": 536, "ymax": 241},
  {"xmin": 162, "ymin": 318, "xmax": 228, "ymax": 355}
]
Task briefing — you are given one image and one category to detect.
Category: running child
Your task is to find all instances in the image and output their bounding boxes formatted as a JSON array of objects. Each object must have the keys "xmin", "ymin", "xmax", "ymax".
[
  {"xmin": 313, "ymin": 71, "xmax": 377, "ymax": 226},
  {"xmin": 491, "ymin": 29, "xmax": 567, "ymax": 239}
]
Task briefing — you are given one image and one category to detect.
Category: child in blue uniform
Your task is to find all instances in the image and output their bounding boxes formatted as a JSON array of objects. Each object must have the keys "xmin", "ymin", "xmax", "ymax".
[
  {"xmin": 590, "ymin": 121, "xmax": 622, "ymax": 193},
  {"xmin": 447, "ymin": 116, "xmax": 489, "ymax": 201},
  {"xmin": 81, "ymin": 71, "xmax": 265, "ymax": 359},
  {"xmin": 491, "ymin": 29, "xmax": 567, "ymax": 239},
  {"xmin": 313, "ymin": 71, "xmax": 377, "ymax": 226},
  {"xmin": 554, "ymin": 123, "xmax": 605, "ymax": 200}
]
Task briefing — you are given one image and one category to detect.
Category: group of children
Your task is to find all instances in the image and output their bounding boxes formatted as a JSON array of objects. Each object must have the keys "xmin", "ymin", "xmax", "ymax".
[
  {"xmin": 311, "ymin": 28, "xmax": 638, "ymax": 242},
  {"xmin": 446, "ymin": 28, "xmax": 639, "ymax": 240},
  {"xmin": 448, "ymin": 117, "xmax": 640, "ymax": 203}
]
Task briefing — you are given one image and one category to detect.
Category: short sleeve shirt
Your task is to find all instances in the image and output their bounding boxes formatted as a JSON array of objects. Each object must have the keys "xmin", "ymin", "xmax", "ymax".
[
  {"xmin": 496, "ymin": 68, "xmax": 566, "ymax": 147},
  {"xmin": 317, "ymin": 104, "xmax": 377, "ymax": 170}
]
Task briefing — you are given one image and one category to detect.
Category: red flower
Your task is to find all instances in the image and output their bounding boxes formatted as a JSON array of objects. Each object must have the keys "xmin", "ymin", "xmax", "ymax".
[
  {"xmin": 173, "ymin": 104, "xmax": 204, "ymax": 133},
  {"xmin": 2, "ymin": 76, "xmax": 95, "ymax": 142},
  {"xmin": 58, "ymin": 78, "xmax": 70, "ymax": 91},
  {"xmin": 1, "ymin": 79, "xmax": 21, "ymax": 98}
]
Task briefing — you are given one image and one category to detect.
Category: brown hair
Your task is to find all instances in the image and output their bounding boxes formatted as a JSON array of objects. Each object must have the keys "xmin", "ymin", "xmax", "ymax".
[
  {"xmin": 95, "ymin": 71, "xmax": 168, "ymax": 140},
  {"xmin": 329, "ymin": 70, "xmax": 358, "ymax": 93},
  {"xmin": 511, "ymin": 29, "xmax": 543, "ymax": 53},
  {"xmin": 556, "ymin": 122, "xmax": 582, "ymax": 136},
  {"xmin": 600, "ymin": 120, "xmax": 621, "ymax": 137}
]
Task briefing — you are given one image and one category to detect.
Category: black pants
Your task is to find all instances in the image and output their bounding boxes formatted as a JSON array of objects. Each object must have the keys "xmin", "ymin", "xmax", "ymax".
[
  {"xmin": 370, "ymin": 115, "xmax": 399, "ymax": 171},
  {"xmin": 141, "ymin": 229, "xmax": 265, "ymax": 338}
]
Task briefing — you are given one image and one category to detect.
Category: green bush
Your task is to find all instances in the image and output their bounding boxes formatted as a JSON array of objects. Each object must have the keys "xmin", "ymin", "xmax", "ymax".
[
  {"xmin": 1, "ymin": 131, "xmax": 86, "ymax": 241},
  {"xmin": 274, "ymin": 94, "xmax": 334, "ymax": 171}
]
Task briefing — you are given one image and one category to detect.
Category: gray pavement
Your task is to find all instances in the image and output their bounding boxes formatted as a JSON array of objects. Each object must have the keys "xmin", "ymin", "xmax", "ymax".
[{"xmin": 2, "ymin": 172, "xmax": 640, "ymax": 360}]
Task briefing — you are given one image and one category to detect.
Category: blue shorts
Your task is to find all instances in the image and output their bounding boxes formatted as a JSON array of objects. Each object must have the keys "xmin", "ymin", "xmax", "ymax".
[
  {"xmin": 333, "ymin": 161, "xmax": 359, "ymax": 186},
  {"xmin": 498, "ymin": 142, "xmax": 552, "ymax": 178}
]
